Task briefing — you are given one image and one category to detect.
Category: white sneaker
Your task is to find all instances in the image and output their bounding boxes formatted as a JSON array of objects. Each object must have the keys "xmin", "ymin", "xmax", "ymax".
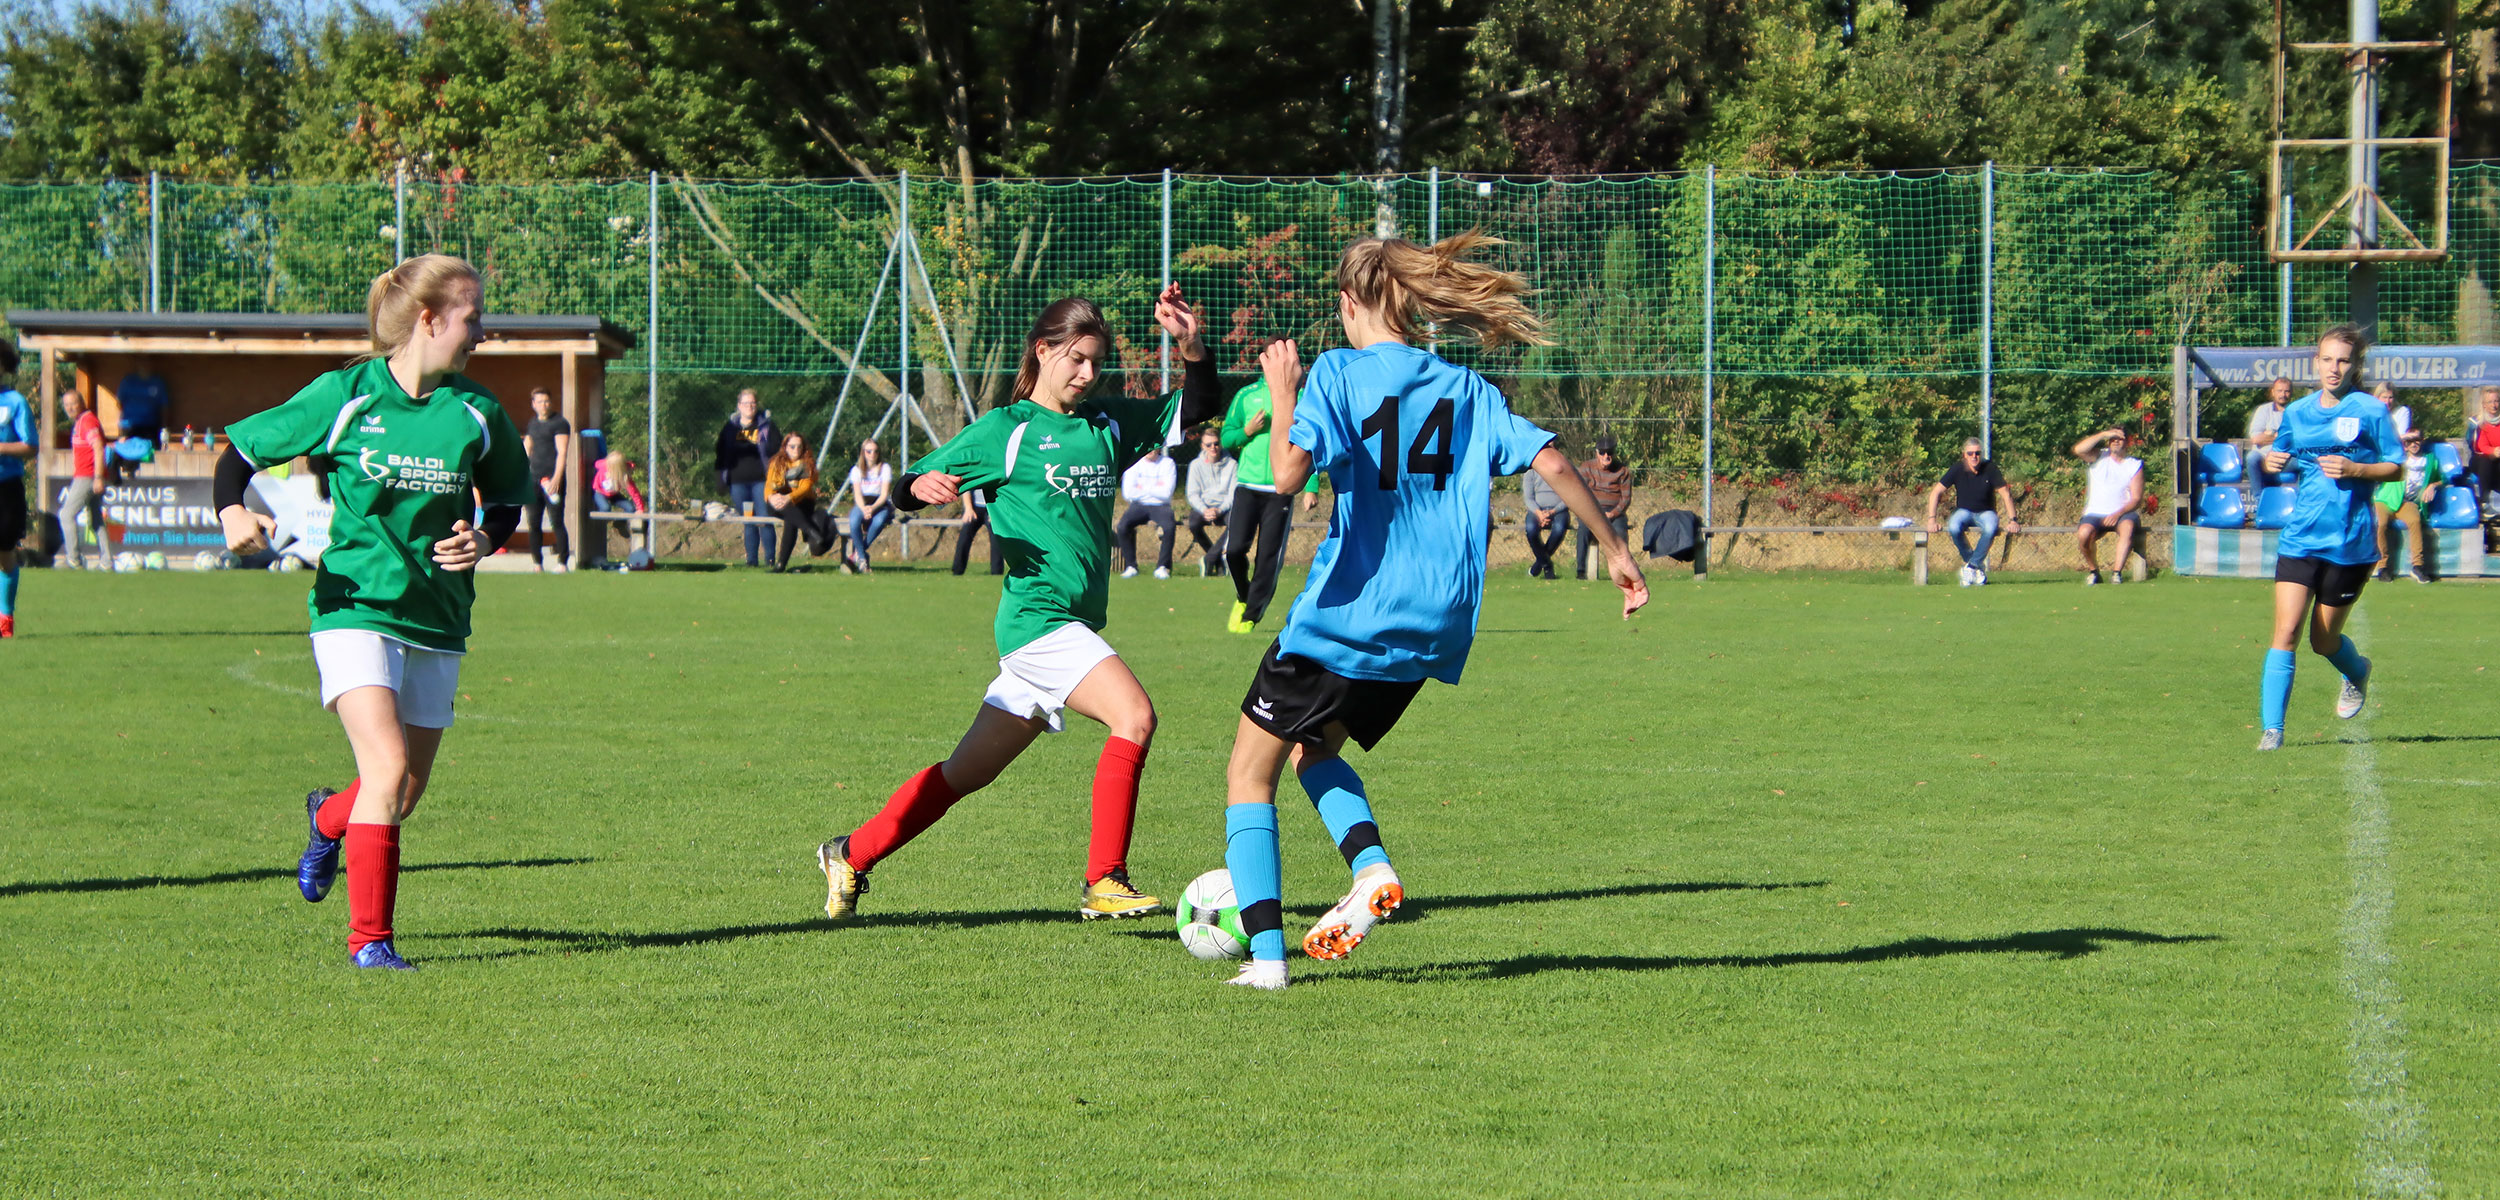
[
  {"xmin": 1957, "ymin": 565, "xmax": 1973, "ymax": 587},
  {"xmin": 1120, "ymin": 566, "xmax": 1138, "ymax": 578},
  {"xmin": 2084, "ymin": 571, "xmax": 2101, "ymax": 586},
  {"xmin": 546, "ymin": 561, "xmax": 568, "ymax": 575},
  {"xmin": 1226, "ymin": 959, "xmax": 1288, "ymax": 990},
  {"xmin": 1153, "ymin": 566, "xmax": 1170, "ymax": 580},
  {"xmin": 2336, "ymin": 664, "xmax": 2370, "ymax": 720},
  {"xmin": 1302, "ymin": 863, "xmax": 1405, "ymax": 960},
  {"xmin": 1974, "ymin": 568, "xmax": 1988, "ymax": 586}
]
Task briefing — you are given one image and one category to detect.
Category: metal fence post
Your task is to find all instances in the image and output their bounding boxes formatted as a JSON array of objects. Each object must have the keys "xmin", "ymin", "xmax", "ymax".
[
  {"xmin": 2279, "ymin": 190, "xmax": 2294, "ymax": 345},
  {"xmin": 1160, "ymin": 168, "xmax": 1173, "ymax": 393},
  {"xmin": 395, "ymin": 162, "xmax": 408, "ymax": 263},
  {"xmin": 1980, "ymin": 161, "xmax": 1994, "ymax": 456},
  {"xmin": 646, "ymin": 170, "xmax": 660, "ymax": 543},
  {"xmin": 148, "ymin": 171, "xmax": 161, "ymax": 312},
  {"xmin": 1427, "ymin": 166, "xmax": 1439, "ymax": 243},
  {"xmin": 898, "ymin": 169, "xmax": 912, "ymax": 557},
  {"xmin": 1702, "ymin": 165, "xmax": 1715, "ymax": 555}
]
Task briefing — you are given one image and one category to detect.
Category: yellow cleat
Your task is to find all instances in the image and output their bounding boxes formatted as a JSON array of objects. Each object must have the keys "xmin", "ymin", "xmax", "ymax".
[
  {"xmin": 1079, "ymin": 870, "xmax": 1163, "ymax": 920},
  {"xmin": 1226, "ymin": 601, "xmax": 1256, "ymax": 635},
  {"xmin": 817, "ymin": 836, "xmax": 869, "ymax": 920}
]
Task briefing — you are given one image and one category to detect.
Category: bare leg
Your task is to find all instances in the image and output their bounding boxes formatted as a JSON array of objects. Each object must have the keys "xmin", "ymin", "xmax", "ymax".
[
  {"xmin": 335, "ymin": 687, "xmax": 414, "ymax": 826},
  {"xmin": 1060, "ymin": 654, "xmax": 1155, "ymax": 747},
  {"xmin": 2268, "ymin": 581, "xmax": 2313, "ymax": 652}
]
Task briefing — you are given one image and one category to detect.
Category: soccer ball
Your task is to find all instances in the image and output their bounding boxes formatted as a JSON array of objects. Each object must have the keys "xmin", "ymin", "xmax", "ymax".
[
  {"xmin": 113, "ymin": 552, "xmax": 140, "ymax": 572},
  {"xmin": 191, "ymin": 551, "xmax": 222, "ymax": 571},
  {"xmin": 1173, "ymin": 869, "xmax": 1248, "ymax": 961},
  {"xmin": 142, "ymin": 551, "xmax": 166, "ymax": 571}
]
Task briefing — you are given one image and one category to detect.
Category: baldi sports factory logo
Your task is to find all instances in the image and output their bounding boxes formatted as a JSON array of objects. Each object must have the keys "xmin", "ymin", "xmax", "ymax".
[{"xmin": 356, "ymin": 448, "xmax": 471, "ymax": 496}]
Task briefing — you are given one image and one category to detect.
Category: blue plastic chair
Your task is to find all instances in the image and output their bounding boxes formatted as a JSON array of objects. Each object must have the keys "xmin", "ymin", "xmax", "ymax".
[
  {"xmin": 2251, "ymin": 486, "xmax": 2296, "ymax": 531},
  {"xmin": 2426, "ymin": 485, "xmax": 2482, "ymax": 530},
  {"xmin": 2194, "ymin": 442, "xmax": 2243, "ymax": 484},
  {"xmin": 2194, "ymin": 485, "xmax": 2246, "ymax": 528},
  {"xmin": 2430, "ymin": 441, "xmax": 2466, "ymax": 484}
]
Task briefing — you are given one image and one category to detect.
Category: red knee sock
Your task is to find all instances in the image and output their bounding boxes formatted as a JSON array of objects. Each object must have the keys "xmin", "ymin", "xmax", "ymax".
[
  {"xmin": 316, "ymin": 781, "xmax": 360, "ymax": 840},
  {"xmin": 1088, "ymin": 737, "xmax": 1148, "ymax": 884},
  {"xmin": 344, "ymin": 823, "xmax": 402, "ymax": 953},
  {"xmin": 847, "ymin": 764, "xmax": 961, "ymax": 871}
]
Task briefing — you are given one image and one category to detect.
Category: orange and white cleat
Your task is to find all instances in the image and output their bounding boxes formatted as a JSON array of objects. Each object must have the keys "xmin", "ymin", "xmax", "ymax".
[{"xmin": 1301, "ymin": 863, "xmax": 1403, "ymax": 960}]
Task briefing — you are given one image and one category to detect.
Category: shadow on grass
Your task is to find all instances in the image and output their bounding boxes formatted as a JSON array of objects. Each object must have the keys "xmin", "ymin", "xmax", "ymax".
[
  {"xmin": 0, "ymin": 857, "xmax": 595, "ymax": 898},
  {"xmin": 2379, "ymin": 733, "xmax": 2500, "ymax": 744},
  {"xmin": 1328, "ymin": 927, "xmax": 2220, "ymax": 984},
  {"xmin": 50, "ymin": 630, "xmax": 306, "ymax": 639}
]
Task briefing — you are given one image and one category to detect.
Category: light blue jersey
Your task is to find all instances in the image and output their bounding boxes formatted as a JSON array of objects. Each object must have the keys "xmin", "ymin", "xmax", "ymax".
[
  {"xmin": 1275, "ymin": 343, "xmax": 1556, "ymax": 684},
  {"xmin": 2274, "ymin": 388, "xmax": 2398, "ymax": 565},
  {"xmin": 0, "ymin": 389, "xmax": 33, "ymax": 481}
]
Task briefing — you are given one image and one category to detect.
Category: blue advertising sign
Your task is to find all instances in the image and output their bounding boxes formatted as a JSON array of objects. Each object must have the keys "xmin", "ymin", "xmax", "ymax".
[{"xmin": 2189, "ymin": 346, "xmax": 2500, "ymax": 391}]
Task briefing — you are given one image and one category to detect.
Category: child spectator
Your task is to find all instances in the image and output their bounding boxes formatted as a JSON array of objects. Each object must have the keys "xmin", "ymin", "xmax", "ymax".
[
  {"xmin": 590, "ymin": 450, "xmax": 645, "ymax": 563},
  {"xmin": 2371, "ymin": 427, "xmax": 2441, "ymax": 583}
]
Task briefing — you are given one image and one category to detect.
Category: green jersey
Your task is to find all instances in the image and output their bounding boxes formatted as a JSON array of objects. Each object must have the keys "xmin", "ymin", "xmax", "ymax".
[
  {"xmin": 1219, "ymin": 378, "xmax": 1321, "ymax": 494},
  {"xmin": 226, "ymin": 359, "xmax": 531, "ymax": 652},
  {"xmin": 914, "ymin": 389, "xmax": 1184, "ymax": 655}
]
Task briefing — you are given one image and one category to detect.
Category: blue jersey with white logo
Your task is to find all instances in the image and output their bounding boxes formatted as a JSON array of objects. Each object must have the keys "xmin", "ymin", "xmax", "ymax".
[
  {"xmin": 1276, "ymin": 343, "xmax": 1557, "ymax": 684},
  {"xmin": 0, "ymin": 389, "xmax": 32, "ymax": 481},
  {"xmin": 2274, "ymin": 389, "xmax": 2398, "ymax": 565}
]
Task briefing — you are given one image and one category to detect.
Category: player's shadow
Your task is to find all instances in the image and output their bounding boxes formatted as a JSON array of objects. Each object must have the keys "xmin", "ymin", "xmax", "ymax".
[
  {"xmin": 1111, "ymin": 879, "xmax": 1825, "ymax": 940},
  {"xmin": 2379, "ymin": 733, "xmax": 2500, "ymax": 744},
  {"xmin": 1329, "ymin": 926, "xmax": 2218, "ymax": 984},
  {"xmin": 0, "ymin": 857, "xmax": 595, "ymax": 899},
  {"xmin": 434, "ymin": 907, "xmax": 1080, "ymax": 960},
  {"xmin": 54, "ymin": 630, "xmax": 305, "ymax": 638}
]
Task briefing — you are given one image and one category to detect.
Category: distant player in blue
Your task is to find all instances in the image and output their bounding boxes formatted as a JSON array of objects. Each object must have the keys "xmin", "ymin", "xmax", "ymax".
[
  {"xmin": 2253, "ymin": 324, "xmax": 2401, "ymax": 751},
  {"xmin": 1216, "ymin": 233, "xmax": 1650, "ymax": 989},
  {"xmin": 0, "ymin": 340, "xmax": 35, "ymax": 640}
]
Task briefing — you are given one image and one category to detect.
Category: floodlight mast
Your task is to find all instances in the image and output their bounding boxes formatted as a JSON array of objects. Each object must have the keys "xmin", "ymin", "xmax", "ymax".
[{"xmin": 2350, "ymin": 0, "xmax": 2379, "ymax": 333}]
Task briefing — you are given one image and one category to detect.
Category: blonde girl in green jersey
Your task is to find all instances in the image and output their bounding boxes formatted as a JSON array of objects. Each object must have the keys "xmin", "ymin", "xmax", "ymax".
[
  {"xmin": 816, "ymin": 284, "xmax": 1227, "ymax": 922},
  {"xmin": 213, "ymin": 255, "xmax": 533, "ymax": 970}
]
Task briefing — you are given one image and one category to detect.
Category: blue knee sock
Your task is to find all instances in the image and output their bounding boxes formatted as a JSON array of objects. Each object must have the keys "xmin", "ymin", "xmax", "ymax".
[
  {"xmin": 1297, "ymin": 757, "xmax": 1390, "ymax": 875},
  {"xmin": 2260, "ymin": 648, "xmax": 2295, "ymax": 731},
  {"xmin": 0, "ymin": 565, "xmax": 17, "ymax": 617},
  {"xmin": 1224, "ymin": 803, "xmax": 1286, "ymax": 962},
  {"xmin": 2325, "ymin": 635, "xmax": 2370, "ymax": 683}
]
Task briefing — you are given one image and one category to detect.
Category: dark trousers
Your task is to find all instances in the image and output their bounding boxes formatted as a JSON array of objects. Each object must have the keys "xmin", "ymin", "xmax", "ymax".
[
  {"xmin": 1186, "ymin": 509, "xmax": 1227, "ymax": 571},
  {"xmin": 1522, "ymin": 511, "xmax": 1569, "ymax": 576},
  {"xmin": 1117, "ymin": 503, "xmax": 1176, "ymax": 571},
  {"xmin": 773, "ymin": 499, "xmax": 828, "ymax": 567},
  {"xmin": 525, "ymin": 484, "xmax": 569, "ymax": 564},
  {"xmin": 952, "ymin": 508, "xmax": 1004, "ymax": 576},
  {"xmin": 1575, "ymin": 513, "xmax": 1628, "ymax": 579},
  {"xmin": 1226, "ymin": 487, "xmax": 1294, "ymax": 620},
  {"xmin": 2474, "ymin": 455, "xmax": 2500, "ymax": 506}
]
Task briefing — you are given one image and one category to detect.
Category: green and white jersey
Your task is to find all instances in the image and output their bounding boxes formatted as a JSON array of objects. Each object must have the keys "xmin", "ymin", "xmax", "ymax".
[
  {"xmin": 226, "ymin": 359, "xmax": 531, "ymax": 652},
  {"xmin": 914, "ymin": 389, "xmax": 1184, "ymax": 656}
]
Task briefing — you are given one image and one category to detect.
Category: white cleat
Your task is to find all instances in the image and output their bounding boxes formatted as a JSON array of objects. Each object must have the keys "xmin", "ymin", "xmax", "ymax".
[
  {"xmin": 1225, "ymin": 959, "xmax": 1288, "ymax": 990},
  {"xmin": 2336, "ymin": 664, "xmax": 2370, "ymax": 720},
  {"xmin": 1302, "ymin": 863, "xmax": 1404, "ymax": 961}
]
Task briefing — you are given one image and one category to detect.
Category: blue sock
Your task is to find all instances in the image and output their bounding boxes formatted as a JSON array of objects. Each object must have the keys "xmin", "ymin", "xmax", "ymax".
[
  {"xmin": 0, "ymin": 565, "xmax": 17, "ymax": 617},
  {"xmin": 2260, "ymin": 648, "xmax": 2295, "ymax": 731},
  {"xmin": 1224, "ymin": 803, "xmax": 1287, "ymax": 962},
  {"xmin": 2325, "ymin": 635, "xmax": 2369, "ymax": 683},
  {"xmin": 1297, "ymin": 757, "xmax": 1390, "ymax": 875}
]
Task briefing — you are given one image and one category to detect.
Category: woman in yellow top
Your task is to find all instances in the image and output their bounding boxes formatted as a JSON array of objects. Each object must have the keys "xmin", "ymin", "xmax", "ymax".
[{"xmin": 764, "ymin": 431, "xmax": 834, "ymax": 569}]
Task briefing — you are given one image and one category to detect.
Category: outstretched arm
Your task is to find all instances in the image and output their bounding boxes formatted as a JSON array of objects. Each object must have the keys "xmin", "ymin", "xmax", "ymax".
[
  {"xmin": 1532, "ymin": 445, "xmax": 1648, "ymax": 618},
  {"xmin": 1260, "ymin": 340, "xmax": 1313, "ymax": 494},
  {"xmin": 1154, "ymin": 282, "xmax": 1225, "ymax": 429}
]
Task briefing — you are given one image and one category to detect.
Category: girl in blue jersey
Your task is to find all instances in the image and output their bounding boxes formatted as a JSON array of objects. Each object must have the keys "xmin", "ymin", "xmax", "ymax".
[
  {"xmin": 1215, "ymin": 233, "xmax": 1650, "ymax": 989},
  {"xmin": 2254, "ymin": 324, "xmax": 2402, "ymax": 751}
]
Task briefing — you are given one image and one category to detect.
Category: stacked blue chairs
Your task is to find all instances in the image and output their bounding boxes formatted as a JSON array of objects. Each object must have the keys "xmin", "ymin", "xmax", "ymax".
[
  {"xmin": 2430, "ymin": 440, "xmax": 2466, "ymax": 484},
  {"xmin": 2251, "ymin": 445, "xmax": 2291, "ymax": 488},
  {"xmin": 2194, "ymin": 442, "xmax": 2244, "ymax": 484},
  {"xmin": 2251, "ymin": 486, "xmax": 2296, "ymax": 530},
  {"xmin": 2427, "ymin": 484, "xmax": 2482, "ymax": 530},
  {"xmin": 2195, "ymin": 486, "xmax": 2247, "ymax": 528}
]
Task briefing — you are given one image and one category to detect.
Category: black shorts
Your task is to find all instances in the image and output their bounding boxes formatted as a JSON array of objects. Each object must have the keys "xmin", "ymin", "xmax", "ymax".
[
  {"xmin": 1242, "ymin": 642, "xmax": 1426, "ymax": 751},
  {"xmin": 2275, "ymin": 554, "xmax": 2371, "ymax": 608},
  {"xmin": 0, "ymin": 476, "xmax": 24, "ymax": 548}
]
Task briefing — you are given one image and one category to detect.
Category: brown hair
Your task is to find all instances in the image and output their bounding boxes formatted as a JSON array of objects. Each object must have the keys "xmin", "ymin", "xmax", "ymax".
[
  {"xmin": 2318, "ymin": 322, "xmax": 2368, "ymax": 357},
  {"xmin": 362, "ymin": 254, "xmax": 482, "ymax": 361},
  {"xmin": 1336, "ymin": 231, "xmax": 1550, "ymax": 349},
  {"xmin": 1012, "ymin": 298, "xmax": 1112, "ymax": 402},
  {"xmin": 774, "ymin": 431, "xmax": 810, "ymax": 463}
]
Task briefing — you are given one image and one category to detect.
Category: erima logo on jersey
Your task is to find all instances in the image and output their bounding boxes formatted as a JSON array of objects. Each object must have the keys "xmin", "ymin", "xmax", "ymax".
[
  {"xmin": 355, "ymin": 397, "xmax": 387, "ymax": 435},
  {"xmin": 356, "ymin": 449, "xmax": 468, "ymax": 496}
]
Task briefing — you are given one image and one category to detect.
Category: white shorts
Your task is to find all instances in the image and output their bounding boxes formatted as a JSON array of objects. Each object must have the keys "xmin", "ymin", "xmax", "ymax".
[
  {"xmin": 310, "ymin": 630, "xmax": 463, "ymax": 729},
  {"xmin": 983, "ymin": 622, "xmax": 1118, "ymax": 733}
]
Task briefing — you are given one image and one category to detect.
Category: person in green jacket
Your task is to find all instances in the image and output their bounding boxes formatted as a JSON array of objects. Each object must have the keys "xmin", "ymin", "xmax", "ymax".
[{"xmin": 1218, "ymin": 375, "xmax": 1322, "ymax": 633}]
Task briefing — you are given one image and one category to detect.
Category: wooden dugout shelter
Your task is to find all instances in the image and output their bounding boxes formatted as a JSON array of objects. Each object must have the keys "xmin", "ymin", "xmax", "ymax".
[{"xmin": 6, "ymin": 311, "xmax": 636, "ymax": 566}]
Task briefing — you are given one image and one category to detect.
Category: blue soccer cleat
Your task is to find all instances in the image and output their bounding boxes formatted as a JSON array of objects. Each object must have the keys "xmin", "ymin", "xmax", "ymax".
[
  {"xmin": 351, "ymin": 940, "xmax": 417, "ymax": 971},
  {"xmin": 297, "ymin": 788, "xmax": 342, "ymax": 903}
]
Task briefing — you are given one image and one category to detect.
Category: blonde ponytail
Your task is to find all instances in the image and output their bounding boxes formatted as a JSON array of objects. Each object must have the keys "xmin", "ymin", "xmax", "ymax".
[
  {"xmin": 1335, "ymin": 231, "xmax": 1550, "ymax": 349},
  {"xmin": 362, "ymin": 254, "xmax": 483, "ymax": 361}
]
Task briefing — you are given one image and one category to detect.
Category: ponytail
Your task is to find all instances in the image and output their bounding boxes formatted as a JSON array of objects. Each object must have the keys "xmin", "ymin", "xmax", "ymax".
[
  {"xmin": 1336, "ymin": 231, "xmax": 1550, "ymax": 349},
  {"xmin": 361, "ymin": 254, "xmax": 482, "ymax": 362}
]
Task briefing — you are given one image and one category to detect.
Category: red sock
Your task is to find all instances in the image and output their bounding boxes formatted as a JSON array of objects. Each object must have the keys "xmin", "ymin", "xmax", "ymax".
[
  {"xmin": 316, "ymin": 781, "xmax": 360, "ymax": 840},
  {"xmin": 847, "ymin": 764, "xmax": 961, "ymax": 871},
  {"xmin": 344, "ymin": 823, "xmax": 402, "ymax": 953},
  {"xmin": 1088, "ymin": 737, "xmax": 1148, "ymax": 884}
]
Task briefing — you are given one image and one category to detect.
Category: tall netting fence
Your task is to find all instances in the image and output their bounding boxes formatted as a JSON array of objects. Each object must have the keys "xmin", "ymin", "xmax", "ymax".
[{"xmin": 3, "ymin": 165, "xmax": 2493, "ymax": 570}]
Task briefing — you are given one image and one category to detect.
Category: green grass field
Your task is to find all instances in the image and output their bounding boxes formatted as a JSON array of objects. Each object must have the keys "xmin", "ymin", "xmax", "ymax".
[{"xmin": 3, "ymin": 564, "xmax": 2494, "ymax": 1197}]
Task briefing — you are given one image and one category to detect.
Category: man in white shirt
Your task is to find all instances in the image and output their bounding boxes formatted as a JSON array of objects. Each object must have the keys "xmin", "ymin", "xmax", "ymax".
[
  {"xmin": 1181, "ymin": 426, "xmax": 1236, "ymax": 577},
  {"xmin": 1116, "ymin": 444, "xmax": 1179, "ymax": 578},
  {"xmin": 2246, "ymin": 377, "xmax": 2291, "ymax": 449},
  {"xmin": 2073, "ymin": 428, "xmax": 2144, "ymax": 585}
]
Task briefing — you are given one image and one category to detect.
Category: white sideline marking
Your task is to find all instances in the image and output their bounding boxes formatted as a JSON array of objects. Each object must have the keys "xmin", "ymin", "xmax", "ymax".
[{"xmin": 2338, "ymin": 612, "xmax": 2436, "ymax": 1199}]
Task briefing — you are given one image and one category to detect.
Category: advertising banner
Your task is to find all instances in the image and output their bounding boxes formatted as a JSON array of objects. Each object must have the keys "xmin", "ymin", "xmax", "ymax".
[{"xmin": 2190, "ymin": 346, "xmax": 2500, "ymax": 391}]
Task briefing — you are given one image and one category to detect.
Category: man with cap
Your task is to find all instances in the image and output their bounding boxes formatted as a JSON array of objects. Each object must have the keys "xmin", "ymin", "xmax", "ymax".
[{"xmin": 1574, "ymin": 435, "xmax": 1632, "ymax": 580}]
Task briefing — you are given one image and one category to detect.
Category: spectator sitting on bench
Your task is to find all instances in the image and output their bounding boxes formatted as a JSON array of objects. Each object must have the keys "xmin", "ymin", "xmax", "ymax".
[
  {"xmin": 589, "ymin": 449, "xmax": 644, "ymax": 564},
  {"xmin": 2248, "ymin": 376, "xmax": 2292, "ymax": 450},
  {"xmin": 1925, "ymin": 438, "xmax": 2019, "ymax": 587},
  {"xmin": 1181, "ymin": 426, "xmax": 1233, "ymax": 577},
  {"xmin": 2072, "ymin": 427, "xmax": 2142, "ymax": 586},
  {"xmin": 842, "ymin": 438, "xmax": 893, "ymax": 574},
  {"xmin": 1116, "ymin": 443, "xmax": 1178, "ymax": 579},
  {"xmin": 2468, "ymin": 385, "xmax": 2500, "ymax": 529}
]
